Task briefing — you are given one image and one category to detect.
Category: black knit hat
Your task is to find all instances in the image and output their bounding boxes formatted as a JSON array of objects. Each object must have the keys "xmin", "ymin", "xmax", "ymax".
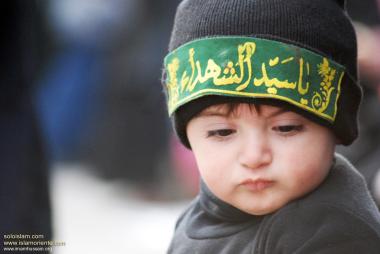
[{"xmin": 163, "ymin": 0, "xmax": 362, "ymax": 148}]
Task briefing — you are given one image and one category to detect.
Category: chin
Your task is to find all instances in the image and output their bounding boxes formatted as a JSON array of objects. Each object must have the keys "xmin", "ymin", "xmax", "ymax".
[{"xmin": 241, "ymin": 205, "xmax": 279, "ymax": 216}]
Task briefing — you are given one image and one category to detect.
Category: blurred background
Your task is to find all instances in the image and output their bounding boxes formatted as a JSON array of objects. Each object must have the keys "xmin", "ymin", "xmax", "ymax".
[{"xmin": 0, "ymin": 0, "xmax": 379, "ymax": 253}]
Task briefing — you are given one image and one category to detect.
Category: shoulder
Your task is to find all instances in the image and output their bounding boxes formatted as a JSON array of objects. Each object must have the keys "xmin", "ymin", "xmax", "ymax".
[{"xmin": 255, "ymin": 201, "xmax": 380, "ymax": 254}]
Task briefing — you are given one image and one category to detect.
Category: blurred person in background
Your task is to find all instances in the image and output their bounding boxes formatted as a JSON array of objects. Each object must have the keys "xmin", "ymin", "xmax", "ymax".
[
  {"xmin": 36, "ymin": 0, "xmax": 183, "ymax": 199},
  {"xmin": 0, "ymin": 0, "xmax": 52, "ymax": 250},
  {"xmin": 337, "ymin": 0, "xmax": 380, "ymax": 208},
  {"xmin": 84, "ymin": 0, "xmax": 176, "ymax": 196},
  {"xmin": 35, "ymin": 0, "xmax": 136, "ymax": 162}
]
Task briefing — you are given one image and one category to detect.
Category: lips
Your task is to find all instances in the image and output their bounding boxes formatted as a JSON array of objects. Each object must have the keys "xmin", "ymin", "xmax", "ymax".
[{"xmin": 240, "ymin": 179, "xmax": 274, "ymax": 192}]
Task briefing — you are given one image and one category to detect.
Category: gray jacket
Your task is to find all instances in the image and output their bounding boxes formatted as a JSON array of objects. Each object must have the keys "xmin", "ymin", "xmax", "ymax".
[{"xmin": 168, "ymin": 154, "xmax": 380, "ymax": 253}]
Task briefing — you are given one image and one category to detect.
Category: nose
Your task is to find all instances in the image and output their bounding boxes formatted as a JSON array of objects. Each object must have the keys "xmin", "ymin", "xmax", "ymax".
[{"xmin": 238, "ymin": 131, "xmax": 272, "ymax": 170}]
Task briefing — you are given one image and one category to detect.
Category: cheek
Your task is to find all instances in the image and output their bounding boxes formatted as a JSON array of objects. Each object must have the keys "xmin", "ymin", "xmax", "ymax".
[
  {"xmin": 295, "ymin": 157, "xmax": 332, "ymax": 196},
  {"xmin": 191, "ymin": 141, "xmax": 238, "ymax": 195},
  {"xmin": 195, "ymin": 153, "xmax": 227, "ymax": 197},
  {"xmin": 192, "ymin": 144, "xmax": 225, "ymax": 181},
  {"xmin": 274, "ymin": 134, "xmax": 334, "ymax": 191},
  {"xmin": 292, "ymin": 163, "xmax": 329, "ymax": 188}
]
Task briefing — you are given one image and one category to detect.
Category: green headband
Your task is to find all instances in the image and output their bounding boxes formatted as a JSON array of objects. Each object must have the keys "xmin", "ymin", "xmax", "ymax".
[{"xmin": 164, "ymin": 37, "xmax": 345, "ymax": 122}]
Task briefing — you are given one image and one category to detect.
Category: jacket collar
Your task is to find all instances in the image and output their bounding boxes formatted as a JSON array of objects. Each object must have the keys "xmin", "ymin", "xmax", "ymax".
[
  {"xmin": 186, "ymin": 180, "xmax": 262, "ymax": 239},
  {"xmin": 199, "ymin": 180, "xmax": 255, "ymax": 222}
]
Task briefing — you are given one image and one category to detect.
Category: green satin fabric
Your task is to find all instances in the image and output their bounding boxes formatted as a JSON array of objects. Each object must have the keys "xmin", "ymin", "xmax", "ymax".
[{"xmin": 164, "ymin": 37, "xmax": 345, "ymax": 122}]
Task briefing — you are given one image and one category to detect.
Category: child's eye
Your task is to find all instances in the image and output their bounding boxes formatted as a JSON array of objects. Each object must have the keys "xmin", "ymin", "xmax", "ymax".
[
  {"xmin": 272, "ymin": 125, "xmax": 303, "ymax": 134},
  {"xmin": 207, "ymin": 129, "xmax": 236, "ymax": 138}
]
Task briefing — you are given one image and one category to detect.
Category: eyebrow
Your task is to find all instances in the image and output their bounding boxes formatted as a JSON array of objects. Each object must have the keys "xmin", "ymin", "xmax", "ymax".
[{"xmin": 265, "ymin": 108, "xmax": 289, "ymax": 118}]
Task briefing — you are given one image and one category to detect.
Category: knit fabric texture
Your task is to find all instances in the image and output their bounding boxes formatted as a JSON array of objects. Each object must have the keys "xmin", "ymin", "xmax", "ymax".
[{"xmin": 165, "ymin": 0, "xmax": 362, "ymax": 148}]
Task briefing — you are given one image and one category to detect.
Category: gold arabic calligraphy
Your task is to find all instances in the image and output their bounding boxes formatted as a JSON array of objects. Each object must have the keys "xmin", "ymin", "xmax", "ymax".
[
  {"xmin": 178, "ymin": 42, "xmax": 311, "ymax": 95},
  {"xmin": 167, "ymin": 42, "xmax": 338, "ymax": 113}
]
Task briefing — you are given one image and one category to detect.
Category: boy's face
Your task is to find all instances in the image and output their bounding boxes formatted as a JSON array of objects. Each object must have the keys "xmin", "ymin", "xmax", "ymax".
[{"xmin": 187, "ymin": 103, "xmax": 336, "ymax": 215}]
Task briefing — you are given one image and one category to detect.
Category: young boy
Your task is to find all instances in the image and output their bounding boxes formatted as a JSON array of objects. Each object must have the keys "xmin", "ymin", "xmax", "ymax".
[{"xmin": 162, "ymin": 0, "xmax": 380, "ymax": 253}]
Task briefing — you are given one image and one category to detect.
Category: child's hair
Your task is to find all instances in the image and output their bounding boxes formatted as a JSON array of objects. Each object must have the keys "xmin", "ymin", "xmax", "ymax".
[
  {"xmin": 193, "ymin": 102, "xmax": 259, "ymax": 119},
  {"xmin": 162, "ymin": 0, "xmax": 361, "ymax": 148}
]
